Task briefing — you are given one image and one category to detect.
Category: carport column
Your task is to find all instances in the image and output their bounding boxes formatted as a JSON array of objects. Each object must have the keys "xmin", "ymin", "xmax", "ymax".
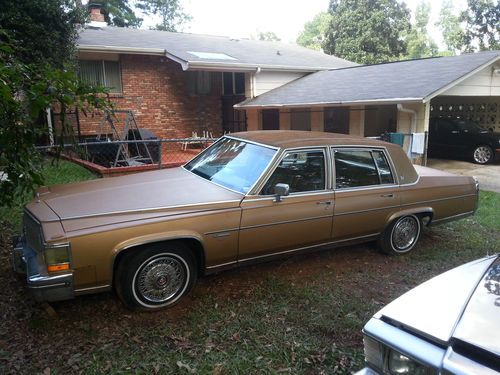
[
  {"xmin": 279, "ymin": 109, "xmax": 291, "ymax": 130},
  {"xmin": 246, "ymin": 108, "xmax": 261, "ymax": 131},
  {"xmin": 311, "ymin": 107, "xmax": 324, "ymax": 132},
  {"xmin": 349, "ymin": 105, "xmax": 365, "ymax": 136}
]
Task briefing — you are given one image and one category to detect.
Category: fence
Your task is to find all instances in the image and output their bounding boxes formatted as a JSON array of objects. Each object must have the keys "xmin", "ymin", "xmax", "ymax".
[{"xmin": 36, "ymin": 138, "xmax": 216, "ymax": 176}]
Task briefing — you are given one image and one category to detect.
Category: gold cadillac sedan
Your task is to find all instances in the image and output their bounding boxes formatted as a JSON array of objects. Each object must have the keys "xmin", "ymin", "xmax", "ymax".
[{"xmin": 12, "ymin": 131, "xmax": 479, "ymax": 310}]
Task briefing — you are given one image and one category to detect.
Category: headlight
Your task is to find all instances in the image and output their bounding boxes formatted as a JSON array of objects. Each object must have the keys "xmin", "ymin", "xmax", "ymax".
[
  {"xmin": 388, "ymin": 350, "xmax": 428, "ymax": 374},
  {"xmin": 44, "ymin": 243, "xmax": 71, "ymax": 272}
]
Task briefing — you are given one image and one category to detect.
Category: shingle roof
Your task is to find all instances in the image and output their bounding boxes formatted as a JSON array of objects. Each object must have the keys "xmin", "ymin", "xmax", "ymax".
[
  {"xmin": 235, "ymin": 51, "xmax": 500, "ymax": 108},
  {"xmin": 78, "ymin": 27, "xmax": 356, "ymax": 71}
]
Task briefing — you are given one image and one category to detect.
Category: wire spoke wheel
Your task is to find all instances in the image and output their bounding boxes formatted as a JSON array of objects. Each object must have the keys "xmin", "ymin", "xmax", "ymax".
[
  {"xmin": 391, "ymin": 216, "xmax": 419, "ymax": 252},
  {"xmin": 135, "ymin": 256, "xmax": 186, "ymax": 303}
]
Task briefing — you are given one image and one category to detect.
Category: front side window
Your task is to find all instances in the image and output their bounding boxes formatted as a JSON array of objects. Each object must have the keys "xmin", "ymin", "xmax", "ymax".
[
  {"xmin": 261, "ymin": 150, "xmax": 325, "ymax": 195},
  {"xmin": 334, "ymin": 149, "xmax": 394, "ymax": 189},
  {"xmin": 79, "ymin": 60, "xmax": 122, "ymax": 93},
  {"xmin": 184, "ymin": 138, "xmax": 276, "ymax": 194}
]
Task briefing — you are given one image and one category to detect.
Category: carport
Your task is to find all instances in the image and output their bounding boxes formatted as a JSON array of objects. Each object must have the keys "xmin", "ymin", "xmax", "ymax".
[{"xmin": 235, "ymin": 51, "xmax": 500, "ymax": 165}]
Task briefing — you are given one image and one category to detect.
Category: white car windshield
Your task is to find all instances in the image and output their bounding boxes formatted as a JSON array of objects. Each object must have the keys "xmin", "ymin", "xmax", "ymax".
[{"xmin": 184, "ymin": 137, "xmax": 277, "ymax": 194}]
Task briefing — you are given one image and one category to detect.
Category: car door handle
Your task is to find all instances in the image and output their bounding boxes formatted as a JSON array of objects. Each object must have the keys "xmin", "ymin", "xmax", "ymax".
[
  {"xmin": 316, "ymin": 200, "xmax": 332, "ymax": 205},
  {"xmin": 380, "ymin": 193, "xmax": 394, "ymax": 198}
]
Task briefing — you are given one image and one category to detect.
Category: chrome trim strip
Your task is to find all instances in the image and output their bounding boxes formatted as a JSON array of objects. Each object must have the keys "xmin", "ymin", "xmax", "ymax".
[
  {"xmin": 401, "ymin": 194, "xmax": 477, "ymax": 208},
  {"xmin": 240, "ymin": 214, "xmax": 333, "ymax": 230},
  {"xmin": 60, "ymin": 200, "xmax": 242, "ymax": 221},
  {"xmin": 334, "ymin": 184, "xmax": 399, "ymax": 193},
  {"xmin": 223, "ymin": 135, "xmax": 280, "ymax": 151},
  {"xmin": 206, "ymin": 260, "xmax": 238, "ymax": 270},
  {"xmin": 334, "ymin": 205, "xmax": 401, "ymax": 217},
  {"xmin": 29, "ymin": 282, "xmax": 68, "ymax": 290},
  {"xmin": 203, "ymin": 228, "xmax": 239, "ymax": 235},
  {"xmin": 363, "ymin": 318, "xmax": 445, "ymax": 369},
  {"xmin": 74, "ymin": 284, "xmax": 112, "ymax": 293},
  {"xmin": 244, "ymin": 190, "xmax": 333, "ymax": 202},
  {"xmin": 429, "ymin": 211, "xmax": 474, "ymax": 226},
  {"xmin": 237, "ymin": 233, "xmax": 380, "ymax": 264}
]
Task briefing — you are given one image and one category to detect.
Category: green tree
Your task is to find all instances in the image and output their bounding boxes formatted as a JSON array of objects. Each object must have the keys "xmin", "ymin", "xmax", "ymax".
[
  {"xmin": 437, "ymin": 0, "xmax": 466, "ymax": 53},
  {"xmin": 136, "ymin": 0, "xmax": 191, "ymax": 32},
  {"xmin": 90, "ymin": 0, "xmax": 142, "ymax": 27},
  {"xmin": 257, "ymin": 31, "xmax": 281, "ymax": 42},
  {"xmin": 297, "ymin": 12, "xmax": 332, "ymax": 51},
  {"xmin": 0, "ymin": 1, "xmax": 111, "ymax": 204},
  {"xmin": 461, "ymin": 0, "xmax": 500, "ymax": 51},
  {"xmin": 323, "ymin": 0, "xmax": 411, "ymax": 64},
  {"xmin": 405, "ymin": 1, "xmax": 439, "ymax": 58}
]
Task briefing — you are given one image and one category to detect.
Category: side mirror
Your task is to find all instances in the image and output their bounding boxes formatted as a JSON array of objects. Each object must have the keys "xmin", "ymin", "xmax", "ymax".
[{"xmin": 274, "ymin": 183, "xmax": 289, "ymax": 202}]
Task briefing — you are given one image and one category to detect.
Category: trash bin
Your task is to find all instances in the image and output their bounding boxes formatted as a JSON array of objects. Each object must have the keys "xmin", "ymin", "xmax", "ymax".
[{"xmin": 388, "ymin": 132, "xmax": 405, "ymax": 147}]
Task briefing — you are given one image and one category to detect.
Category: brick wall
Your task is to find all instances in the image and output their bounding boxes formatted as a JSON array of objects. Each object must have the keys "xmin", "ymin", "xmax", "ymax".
[{"xmin": 78, "ymin": 55, "xmax": 223, "ymax": 139}]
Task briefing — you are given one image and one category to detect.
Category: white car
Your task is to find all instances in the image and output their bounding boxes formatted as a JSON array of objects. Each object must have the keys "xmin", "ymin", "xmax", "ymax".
[{"xmin": 356, "ymin": 254, "xmax": 500, "ymax": 374}]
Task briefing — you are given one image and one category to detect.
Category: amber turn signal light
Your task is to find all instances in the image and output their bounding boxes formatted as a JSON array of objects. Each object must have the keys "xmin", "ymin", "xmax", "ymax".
[{"xmin": 47, "ymin": 263, "xmax": 70, "ymax": 272}]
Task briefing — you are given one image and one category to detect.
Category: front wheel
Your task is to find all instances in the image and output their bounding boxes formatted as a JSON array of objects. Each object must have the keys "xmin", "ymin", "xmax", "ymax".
[
  {"xmin": 472, "ymin": 145, "xmax": 493, "ymax": 164},
  {"xmin": 116, "ymin": 243, "xmax": 197, "ymax": 310},
  {"xmin": 379, "ymin": 215, "xmax": 421, "ymax": 255}
]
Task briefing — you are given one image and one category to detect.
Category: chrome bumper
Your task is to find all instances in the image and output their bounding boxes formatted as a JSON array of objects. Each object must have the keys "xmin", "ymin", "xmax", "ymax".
[{"xmin": 12, "ymin": 236, "xmax": 74, "ymax": 302}]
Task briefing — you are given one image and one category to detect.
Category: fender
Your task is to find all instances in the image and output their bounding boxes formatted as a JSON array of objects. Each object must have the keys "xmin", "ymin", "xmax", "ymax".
[
  {"xmin": 110, "ymin": 230, "xmax": 205, "ymax": 275},
  {"xmin": 387, "ymin": 207, "xmax": 434, "ymax": 227}
]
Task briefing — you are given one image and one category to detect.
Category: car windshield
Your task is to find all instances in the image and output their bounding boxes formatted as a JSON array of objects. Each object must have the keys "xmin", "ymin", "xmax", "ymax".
[{"xmin": 184, "ymin": 137, "xmax": 277, "ymax": 194}]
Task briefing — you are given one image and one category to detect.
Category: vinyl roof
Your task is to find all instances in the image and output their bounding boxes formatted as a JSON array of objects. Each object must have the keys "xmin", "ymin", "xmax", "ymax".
[
  {"xmin": 230, "ymin": 130, "xmax": 389, "ymax": 148},
  {"xmin": 78, "ymin": 27, "xmax": 356, "ymax": 71},
  {"xmin": 235, "ymin": 51, "xmax": 500, "ymax": 108}
]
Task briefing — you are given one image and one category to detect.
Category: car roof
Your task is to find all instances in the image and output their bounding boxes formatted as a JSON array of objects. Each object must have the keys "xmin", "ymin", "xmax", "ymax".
[{"xmin": 229, "ymin": 130, "xmax": 392, "ymax": 149}]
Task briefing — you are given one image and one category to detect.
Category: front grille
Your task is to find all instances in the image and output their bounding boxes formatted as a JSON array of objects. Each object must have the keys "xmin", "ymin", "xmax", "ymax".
[{"xmin": 23, "ymin": 211, "xmax": 44, "ymax": 252}]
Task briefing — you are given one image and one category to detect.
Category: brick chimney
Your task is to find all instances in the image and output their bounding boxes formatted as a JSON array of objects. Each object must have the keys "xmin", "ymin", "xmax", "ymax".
[{"xmin": 88, "ymin": 4, "xmax": 106, "ymax": 25}]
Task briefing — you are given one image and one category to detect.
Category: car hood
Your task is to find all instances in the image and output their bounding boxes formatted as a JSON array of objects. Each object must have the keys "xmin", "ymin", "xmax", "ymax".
[
  {"xmin": 32, "ymin": 167, "xmax": 243, "ymax": 230},
  {"xmin": 377, "ymin": 255, "xmax": 499, "ymax": 355}
]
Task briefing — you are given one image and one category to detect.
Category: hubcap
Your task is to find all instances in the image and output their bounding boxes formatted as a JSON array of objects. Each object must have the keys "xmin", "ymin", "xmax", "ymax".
[
  {"xmin": 474, "ymin": 146, "xmax": 491, "ymax": 164},
  {"xmin": 392, "ymin": 217, "xmax": 419, "ymax": 251},
  {"xmin": 136, "ymin": 256, "xmax": 186, "ymax": 303}
]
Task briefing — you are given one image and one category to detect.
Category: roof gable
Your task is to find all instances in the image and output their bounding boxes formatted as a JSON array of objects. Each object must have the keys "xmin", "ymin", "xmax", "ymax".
[
  {"xmin": 236, "ymin": 51, "xmax": 500, "ymax": 108},
  {"xmin": 77, "ymin": 27, "xmax": 356, "ymax": 71}
]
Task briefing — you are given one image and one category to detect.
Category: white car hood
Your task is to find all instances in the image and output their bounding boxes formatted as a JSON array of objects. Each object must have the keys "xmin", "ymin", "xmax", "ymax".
[{"xmin": 377, "ymin": 255, "xmax": 498, "ymax": 347}]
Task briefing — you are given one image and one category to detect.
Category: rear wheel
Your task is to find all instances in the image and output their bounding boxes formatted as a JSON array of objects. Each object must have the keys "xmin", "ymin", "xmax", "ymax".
[
  {"xmin": 472, "ymin": 145, "xmax": 493, "ymax": 164},
  {"xmin": 379, "ymin": 215, "xmax": 421, "ymax": 255},
  {"xmin": 116, "ymin": 242, "xmax": 197, "ymax": 310}
]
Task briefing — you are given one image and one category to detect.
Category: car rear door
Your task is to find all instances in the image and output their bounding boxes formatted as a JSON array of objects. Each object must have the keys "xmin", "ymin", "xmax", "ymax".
[
  {"xmin": 332, "ymin": 148, "xmax": 400, "ymax": 241},
  {"xmin": 238, "ymin": 148, "xmax": 334, "ymax": 262}
]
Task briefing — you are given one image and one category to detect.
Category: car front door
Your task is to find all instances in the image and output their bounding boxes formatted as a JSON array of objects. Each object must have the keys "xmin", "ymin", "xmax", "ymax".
[
  {"xmin": 332, "ymin": 148, "xmax": 400, "ymax": 241},
  {"xmin": 238, "ymin": 148, "xmax": 334, "ymax": 262}
]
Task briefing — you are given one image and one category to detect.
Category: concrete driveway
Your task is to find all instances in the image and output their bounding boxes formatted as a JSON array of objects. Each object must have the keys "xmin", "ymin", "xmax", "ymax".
[{"xmin": 427, "ymin": 159, "xmax": 500, "ymax": 193}]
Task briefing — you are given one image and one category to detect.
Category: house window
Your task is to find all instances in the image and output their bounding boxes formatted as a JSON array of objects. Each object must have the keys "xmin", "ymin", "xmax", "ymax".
[
  {"xmin": 324, "ymin": 108, "xmax": 350, "ymax": 134},
  {"xmin": 223, "ymin": 72, "xmax": 245, "ymax": 95},
  {"xmin": 187, "ymin": 71, "xmax": 212, "ymax": 95},
  {"xmin": 79, "ymin": 60, "xmax": 122, "ymax": 93},
  {"xmin": 291, "ymin": 109, "xmax": 311, "ymax": 131}
]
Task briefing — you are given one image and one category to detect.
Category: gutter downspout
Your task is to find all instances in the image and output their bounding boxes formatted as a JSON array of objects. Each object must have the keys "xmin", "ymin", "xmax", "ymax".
[{"xmin": 397, "ymin": 104, "xmax": 417, "ymax": 133}]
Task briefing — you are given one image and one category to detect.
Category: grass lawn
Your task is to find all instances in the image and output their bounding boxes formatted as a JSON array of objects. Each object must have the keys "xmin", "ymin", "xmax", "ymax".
[
  {"xmin": 0, "ymin": 160, "xmax": 498, "ymax": 374},
  {"xmin": 0, "ymin": 158, "xmax": 97, "ymax": 230}
]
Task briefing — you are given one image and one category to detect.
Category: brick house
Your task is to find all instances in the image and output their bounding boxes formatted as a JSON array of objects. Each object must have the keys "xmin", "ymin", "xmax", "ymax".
[{"xmin": 74, "ymin": 8, "xmax": 355, "ymax": 140}]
